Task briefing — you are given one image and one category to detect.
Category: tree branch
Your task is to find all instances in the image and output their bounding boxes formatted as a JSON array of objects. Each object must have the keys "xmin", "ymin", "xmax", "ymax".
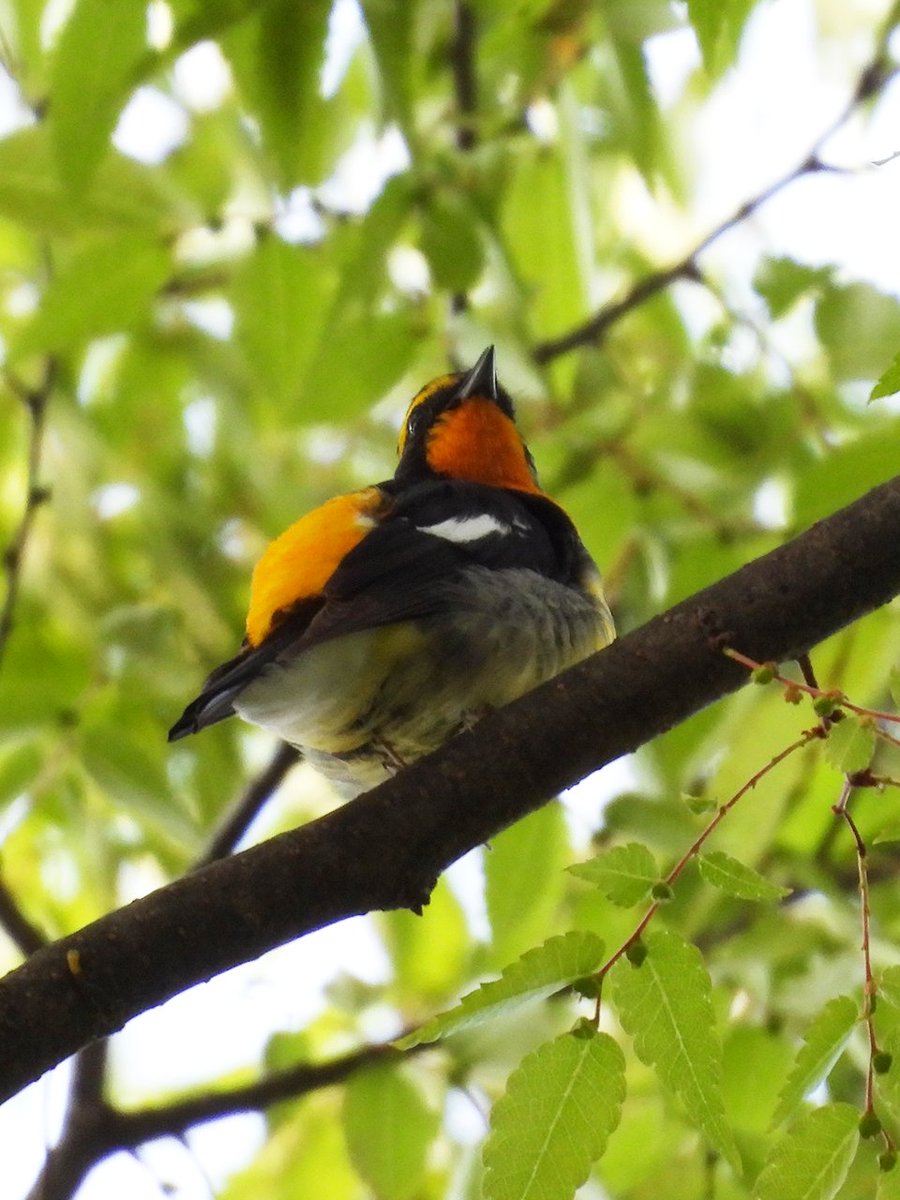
[
  {"xmin": 25, "ymin": 1039, "xmax": 416, "ymax": 1200},
  {"xmin": 193, "ymin": 742, "xmax": 300, "ymax": 869},
  {"xmin": 1, "ymin": 474, "xmax": 899, "ymax": 1105},
  {"xmin": 0, "ymin": 359, "xmax": 55, "ymax": 669},
  {"xmin": 533, "ymin": 47, "xmax": 897, "ymax": 364}
]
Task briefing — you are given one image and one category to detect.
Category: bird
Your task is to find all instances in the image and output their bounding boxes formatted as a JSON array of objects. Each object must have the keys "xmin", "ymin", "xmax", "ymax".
[{"xmin": 169, "ymin": 347, "xmax": 615, "ymax": 797}]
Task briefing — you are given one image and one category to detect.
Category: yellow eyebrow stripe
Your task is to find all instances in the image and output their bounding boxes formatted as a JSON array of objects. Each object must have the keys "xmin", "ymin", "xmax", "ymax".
[
  {"xmin": 397, "ymin": 372, "xmax": 457, "ymax": 455},
  {"xmin": 245, "ymin": 487, "xmax": 384, "ymax": 647}
]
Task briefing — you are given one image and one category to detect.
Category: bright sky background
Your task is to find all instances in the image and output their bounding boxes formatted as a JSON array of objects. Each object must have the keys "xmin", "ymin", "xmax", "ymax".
[{"xmin": 2, "ymin": 0, "xmax": 900, "ymax": 1196}]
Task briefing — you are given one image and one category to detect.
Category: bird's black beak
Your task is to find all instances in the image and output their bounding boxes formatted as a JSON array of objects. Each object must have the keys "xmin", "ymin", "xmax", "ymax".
[{"xmin": 457, "ymin": 345, "xmax": 497, "ymax": 401}]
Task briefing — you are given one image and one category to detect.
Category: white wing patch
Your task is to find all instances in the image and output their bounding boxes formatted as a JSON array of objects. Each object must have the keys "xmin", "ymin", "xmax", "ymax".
[{"xmin": 418, "ymin": 513, "xmax": 511, "ymax": 543}]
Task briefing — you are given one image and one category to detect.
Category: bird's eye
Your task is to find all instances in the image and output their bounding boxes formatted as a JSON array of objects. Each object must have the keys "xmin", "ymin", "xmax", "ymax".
[{"xmin": 406, "ymin": 407, "xmax": 424, "ymax": 439}]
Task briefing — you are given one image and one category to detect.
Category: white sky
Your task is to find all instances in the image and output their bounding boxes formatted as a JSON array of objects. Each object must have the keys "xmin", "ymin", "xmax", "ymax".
[{"xmin": 2, "ymin": 0, "xmax": 900, "ymax": 1196}]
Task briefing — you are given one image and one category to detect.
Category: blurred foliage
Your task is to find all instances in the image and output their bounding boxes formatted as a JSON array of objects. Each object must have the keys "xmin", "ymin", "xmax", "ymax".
[{"xmin": 1, "ymin": 0, "xmax": 900, "ymax": 1197}]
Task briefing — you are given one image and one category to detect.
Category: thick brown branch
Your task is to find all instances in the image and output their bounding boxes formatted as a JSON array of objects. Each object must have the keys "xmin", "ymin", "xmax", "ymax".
[{"xmin": 1, "ymin": 474, "xmax": 899, "ymax": 1105}]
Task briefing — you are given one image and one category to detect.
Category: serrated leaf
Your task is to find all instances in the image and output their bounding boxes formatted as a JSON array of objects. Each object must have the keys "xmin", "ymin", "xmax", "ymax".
[
  {"xmin": 698, "ymin": 850, "xmax": 791, "ymax": 903},
  {"xmin": 755, "ymin": 1103, "xmax": 859, "ymax": 1200},
  {"xmin": 343, "ymin": 1065, "xmax": 439, "ymax": 1200},
  {"xmin": 50, "ymin": 0, "xmax": 147, "ymax": 193},
  {"xmin": 870, "ymin": 353, "xmax": 900, "ymax": 402},
  {"xmin": 399, "ymin": 932, "xmax": 605, "ymax": 1049},
  {"xmin": 568, "ymin": 842, "xmax": 659, "ymax": 906},
  {"xmin": 878, "ymin": 967, "xmax": 900, "ymax": 1010},
  {"xmin": 483, "ymin": 1029, "xmax": 625, "ymax": 1200},
  {"xmin": 825, "ymin": 715, "xmax": 876, "ymax": 775},
  {"xmin": 609, "ymin": 930, "xmax": 740, "ymax": 1169},
  {"xmin": 773, "ymin": 996, "xmax": 858, "ymax": 1127}
]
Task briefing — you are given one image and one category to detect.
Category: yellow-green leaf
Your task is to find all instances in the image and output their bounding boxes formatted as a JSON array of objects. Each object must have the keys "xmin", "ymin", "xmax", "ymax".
[
  {"xmin": 698, "ymin": 850, "xmax": 791, "ymax": 903},
  {"xmin": 483, "ymin": 1029, "xmax": 625, "ymax": 1200},
  {"xmin": 825, "ymin": 715, "xmax": 876, "ymax": 775},
  {"xmin": 399, "ymin": 931, "xmax": 605, "ymax": 1049},
  {"xmin": 773, "ymin": 996, "xmax": 858, "ymax": 1127},
  {"xmin": 343, "ymin": 1065, "xmax": 439, "ymax": 1200},
  {"xmin": 568, "ymin": 842, "xmax": 659, "ymax": 906},
  {"xmin": 755, "ymin": 1103, "xmax": 859, "ymax": 1200},
  {"xmin": 609, "ymin": 930, "xmax": 740, "ymax": 1169}
]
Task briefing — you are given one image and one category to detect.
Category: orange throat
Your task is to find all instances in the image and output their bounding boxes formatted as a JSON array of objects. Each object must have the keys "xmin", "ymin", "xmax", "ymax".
[{"xmin": 425, "ymin": 400, "xmax": 539, "ymax": 492}]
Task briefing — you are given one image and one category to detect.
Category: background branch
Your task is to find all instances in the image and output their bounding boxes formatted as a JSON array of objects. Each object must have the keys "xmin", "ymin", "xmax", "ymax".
[
  {"xmin": 533, "ymin": 48, "xmax": 897, "ymax": 364},
  {"xmin": 1, "ymin": 473, "xmax": 898, "ymax": 1106},
  {"xmin": 0, "ymin": 358, "xmax": 54, "ymax": 669}
]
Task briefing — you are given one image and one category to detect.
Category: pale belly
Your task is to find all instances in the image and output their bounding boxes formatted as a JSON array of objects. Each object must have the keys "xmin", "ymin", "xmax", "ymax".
[{"xmin": 234, "ymin": 568, "xmax": 614, "ymax": 797}]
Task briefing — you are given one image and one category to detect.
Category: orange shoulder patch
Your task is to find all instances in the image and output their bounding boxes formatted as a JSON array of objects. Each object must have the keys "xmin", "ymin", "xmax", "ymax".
[{"xmin": 246, "ymin": 487, "xmax": 385, "ymax": 647}]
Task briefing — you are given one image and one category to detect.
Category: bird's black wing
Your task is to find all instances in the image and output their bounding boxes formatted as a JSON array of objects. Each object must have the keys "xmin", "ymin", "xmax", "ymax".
[{"xmin": 168, "ymin": 480, "xmax": 566, "ymax": 740}]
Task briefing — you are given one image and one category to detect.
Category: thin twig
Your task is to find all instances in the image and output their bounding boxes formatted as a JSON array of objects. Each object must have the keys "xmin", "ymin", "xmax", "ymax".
[
  {"xmin": 725, "ymin": 648, "xmax": 900, "ymax": 726},
  {"xmin": 0, "ymin": 360, "xmax": 55, "ymax": 670},
  {"xmin": 534, "ymin": 48, "xmax": 898, "ymax": 364},
  {"xmin": 832, "ymin": 783, "xmax": 881, "ymax": 1120},
  {"xmin": 0, "ymin": 872, "xmax": 47, "ymax": 954},
  {"xmin": 26, "ymin": 1038, "xmax": 424, "ymax": 1200},
  {"xmin": 597, "ymin": 727, "xmax": 821, "ymax": 983},
  {"xmin": 193, "ymin": 742, "xmax": 300, "ymax": 869},
  {"xmin": 450, "ymin": 0, "xmax": 477, "ymax": 316}
]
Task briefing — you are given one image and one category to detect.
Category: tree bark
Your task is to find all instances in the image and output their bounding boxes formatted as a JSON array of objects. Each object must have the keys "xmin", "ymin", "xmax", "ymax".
[{"xmin": 1, "ymin": 473, "xmax": 899, "ymax": 1104}]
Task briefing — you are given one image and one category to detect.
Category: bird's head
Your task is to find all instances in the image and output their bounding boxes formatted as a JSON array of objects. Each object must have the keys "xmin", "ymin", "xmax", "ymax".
[{"xmin": 395, "ymin": 347, "xmax": 540, "ymax": 493}]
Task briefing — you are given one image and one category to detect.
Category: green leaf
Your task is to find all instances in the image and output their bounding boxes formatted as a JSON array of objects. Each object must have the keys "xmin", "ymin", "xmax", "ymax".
[
  {"xmin": 12, "ymin": 235, "xmax": 170, "ymax": 359},
  {"xmin": 754, "ymin": 256, "xmax": 833, "ymax": 318},
  {"xmin": 878, "ymin": 967, "xmax": 900, "ymax": 1010},
  {"xmin": 815, "ymin": 283, "xmax": 900, "ymax": 382},
  {"xmin": 773, "ymin": 996, "xmax": 858, "ymax": 1127},
  {"xmin": 343, "ymin": 1065, "xmax": 439, "ymax": 1200},
  {"xmin": 298, "ymin": 309, "xmax": 419, "ymax": 423},
  {"xmin": 0, "ymin": 741, "xmax": 42, "ymax": 809},
  {"xmin": 381, "ymin": 876, "xmax": 468, "ymax": 1000},
  {"xmin": 824, "ymin": 715, "xmax": 876, "ymax": 776},
  {"xmin": 224, "ymin": 0, "xmax": 336, "ymax": 187},
  {"xmin": 568, "ymin": 843, "xmax": 659, "ymax": 907},
  {"xmin": 609, "ymin": 930, "xmax": 740, "ymax": 1169},
  {"xmin": 485, "ymin": 801, "xmax": 570, "ymax": 965},
  {"xmin": 0, "ymin": 127, "xmax": 190, "ymax": 234},
  {"xmin": 231, "ymin": 233, "xmax": 332, "ymax": 410},
  {"xmin": 698, "ymin": 850, "xmax": 791, "ymax": 902},
  {"xmin": 419, "ymin": 192, "xmax": 484, "ymax": 293},
  {"xmin": 360, "ymin": 0, "xmax": 417, "ymax": 133},
  {"xmin": 483, "ymin": 1029, "xmax": 625, "ymax": 1200},
  {"xmin": 879, "ymin": 1161, "xmax": 900, "ymax": 1200},
  {"xmin": 755, "ymin": 1103, "xmax": 860, "ymax": 1200},
  {"xmin": 890, "ymin": 666, "xmax": 900, "ymax": 709},
  {"xmin": 687, "ymin": 0, "xmax": 757, "ymax": 75},
  {"xmin": 400, "ymin": 931, "xmax": 606, "ymax": 1049},
  {"xmin": 49, "ymin": 0, "xmax": 147, "ymax": 193},
  {"xmin": 870, "ymin": 353, "xmax": 900, "ymax": 402}
]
